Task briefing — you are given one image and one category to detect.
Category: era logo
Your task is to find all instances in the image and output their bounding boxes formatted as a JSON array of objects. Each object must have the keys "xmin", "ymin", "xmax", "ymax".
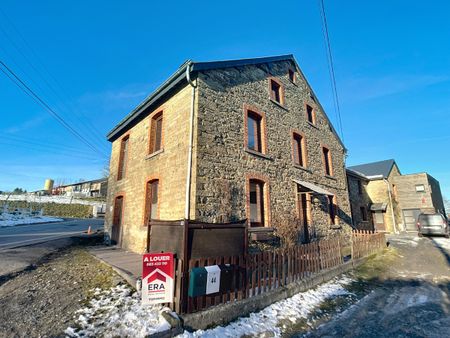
[{"xmin": 148, "ymin": 283, "xmax": 165, "ymax": 291}]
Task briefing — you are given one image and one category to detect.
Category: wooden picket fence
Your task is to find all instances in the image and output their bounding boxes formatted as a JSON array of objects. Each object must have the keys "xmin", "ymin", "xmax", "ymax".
[
  {"xmin": 351, "ymin": 230, "xmax": 386, "ymax": 260},
  {"xmin": 170, "ymin": 231, "xmax": 386, "ymax": 314}
]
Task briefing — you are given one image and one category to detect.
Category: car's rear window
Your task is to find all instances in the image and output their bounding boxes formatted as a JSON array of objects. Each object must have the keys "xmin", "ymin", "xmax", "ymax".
[{"xmin": 419, "ymin": 215, "xmax": 444, "ymax": 225}]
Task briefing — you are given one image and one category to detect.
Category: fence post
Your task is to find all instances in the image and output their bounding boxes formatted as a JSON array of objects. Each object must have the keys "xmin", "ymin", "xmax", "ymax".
[{"xmin": 351, "ymin": 231, "xmax": 354, "ymax": 262}]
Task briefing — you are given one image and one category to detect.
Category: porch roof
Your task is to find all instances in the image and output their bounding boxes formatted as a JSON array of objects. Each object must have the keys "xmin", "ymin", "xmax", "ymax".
[{"xmin": 293, "ymin": 179, "xmax": 334, "ymax": 196}]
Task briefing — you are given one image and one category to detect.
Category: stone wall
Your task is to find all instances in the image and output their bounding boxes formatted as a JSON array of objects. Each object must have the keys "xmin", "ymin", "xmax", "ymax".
[
  {"xmin": 105, "ymin": 84, "xmax": 195, "ymax": 253},
  {"xmin": 194, "ymin": 60, "xmax": 352, "ymax": 242}
]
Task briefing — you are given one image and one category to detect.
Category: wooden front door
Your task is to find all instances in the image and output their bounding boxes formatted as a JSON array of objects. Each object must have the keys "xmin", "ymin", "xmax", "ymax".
[
  {"xmin": 111, "ymin": 196, "xmax": 124, "ymax": 245},
  {"xmin": 372, "ymin": 211, "xmax": 385, "ymax": 232},
  {"xmin": 298, "ymin": 192, "xmax": 310, "ymax": 243}
]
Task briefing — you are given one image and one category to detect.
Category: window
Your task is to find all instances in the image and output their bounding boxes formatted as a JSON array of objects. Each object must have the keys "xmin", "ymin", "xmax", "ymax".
[
  {"xmin": 360, "ymin": 206, "xmax": 368, "ymax": 221},
  {"xmin": 288, "ymin": 69, "xmax": 296, "ymax": 83},
  {"xmin": 246, "ymin": 110, "xmax": 263, "ymax": 153},
  {"xmin": 249, "ymin": 179, "xmax": 265, "ymax": 227},
  {"xmin": 292, "ymin": 132, "xmax": 306, "ymax": 167},
  {"xmin": 322, "ymin": 146, "xmax": 333, "ymax": 176},
  {"xmin": 306, "ymin": 104, "xmax": 315, "ymax": 124},
  {"xmin": 117, "ymin": 136, "xmax": 129, "ymax": 180},
  {"xmin": 328, "ymin": 195, "xmax": 337, "ymax": 225},
  {"xmin": 392, "ymin": 184, "xmax": 398, "ymax": 201},
  {"xmin": 144, "ymin": 179, "xmax": 159, "ymax": 225},
  {"xmin": 269, "ymin": 78, "xmax": 283, "ymax": 105},
  {"xmin": 357, "ymin": 180, "xmax": 362, "ymax": 195},
  {"xmin": 415, "ymin": 184, "xmax": 425, "ymax": 192},
  {"xmin": 149, "ymin": 112, "xmax": 163, "ymax": 154}
]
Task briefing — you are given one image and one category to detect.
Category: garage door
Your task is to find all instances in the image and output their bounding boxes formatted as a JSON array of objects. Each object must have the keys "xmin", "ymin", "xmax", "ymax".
[{"xmin": 403, "ymin": 209, "xmax": 421, "ymax": 231}]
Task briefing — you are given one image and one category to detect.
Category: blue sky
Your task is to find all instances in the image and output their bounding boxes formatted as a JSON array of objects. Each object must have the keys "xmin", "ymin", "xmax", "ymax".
[{"xmin": 0, "ymin": 1, "xmax": 449, "ymax": 198}]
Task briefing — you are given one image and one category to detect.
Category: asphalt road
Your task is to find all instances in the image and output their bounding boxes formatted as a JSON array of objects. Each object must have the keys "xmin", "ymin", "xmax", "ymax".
[{"xmin": 0, "ymin": 218, "xmax": 104, "ymax": 251}]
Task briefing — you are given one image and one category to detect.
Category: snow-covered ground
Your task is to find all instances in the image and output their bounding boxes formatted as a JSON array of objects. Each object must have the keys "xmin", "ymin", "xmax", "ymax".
[
  {"xmin": 0, "ymin": 194, "xmax": 104, "ymax": 207},
  {"xmin": 65, "ymin": 277, "xmax": 353, "ymax": 338},
  {"xmin": 179, "ymin": 276, "xmax": 353, "ymax": 338},
  {"xmin": 65, "ymin": 285, "xmax": 172, "ymax": 338},
  {"xmin": 0, "ymin": 213, "xmax": 63, "ymax": 227},
  {"xmin": 433, "ymin": 237, "xmax": 450, "ymax": 251}
]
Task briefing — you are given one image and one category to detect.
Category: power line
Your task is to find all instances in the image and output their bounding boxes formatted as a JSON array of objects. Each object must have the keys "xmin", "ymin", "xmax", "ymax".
[
  {"xmin": 0, "ymin": 9, "xmax": 109, "ymax": 149},
  {"xmin": 318, "ymin": 0, "xmax": 344, "ymax": 142},
  {"xmin": 0, "ymin": 60, "xmax": 108, "ymax": 158}
]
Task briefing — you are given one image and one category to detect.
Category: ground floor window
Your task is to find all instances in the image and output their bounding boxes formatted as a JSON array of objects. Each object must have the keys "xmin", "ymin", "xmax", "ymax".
[
  {"xmin": 360, "ymin": 206, "xmax": 368, "ymax": 221},
  {"xmin": 328, "ymin": 195, "xmax": 337, "ymax": 225},
  {"xmin": 249, "ymin": 179, "xmax": 265, "ymax": 227}
]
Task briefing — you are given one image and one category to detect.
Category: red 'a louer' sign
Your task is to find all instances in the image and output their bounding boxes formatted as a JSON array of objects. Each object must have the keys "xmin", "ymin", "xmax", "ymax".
[{"xmin": 142, "ymin": 253, "xmax": 174, "ymax": 305}]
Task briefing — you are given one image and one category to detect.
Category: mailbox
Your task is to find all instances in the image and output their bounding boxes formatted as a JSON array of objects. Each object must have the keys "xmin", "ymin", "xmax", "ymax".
[
  {"xmin": 188, "ymin": 267, "xmax": 207, "ymax": 297},
  {"xmin": 219, "ymin": 264, "xmax": 234, "ymax": 293}
]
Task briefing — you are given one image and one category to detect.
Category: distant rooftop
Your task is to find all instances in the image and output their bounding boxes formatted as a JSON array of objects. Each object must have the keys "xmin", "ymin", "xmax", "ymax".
[{"xmin": 347, "ymin": 159, "xmax": 398, "ymax": 179}]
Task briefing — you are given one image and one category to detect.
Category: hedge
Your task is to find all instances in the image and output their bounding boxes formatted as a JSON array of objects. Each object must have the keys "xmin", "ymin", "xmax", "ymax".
[{"xmin": 3, "ymin": 201, "xmax": 92, "ymax": 218}]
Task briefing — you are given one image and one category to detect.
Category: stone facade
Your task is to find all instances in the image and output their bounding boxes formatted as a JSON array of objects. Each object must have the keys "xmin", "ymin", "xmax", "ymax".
[
  {"xmin": 105, "ymin": 57, "xmax": 353, "ymax": 253},
  {"xmin": 195, "ymin": 61, "xmax": 352, "ymax": 242},
  {"xmin": 105, "ymin": 85, "xmax": 195, "ymax": 252},
  {"xmin": 346, "ymin": 170, "xmax": 373, "ymax": 230}
]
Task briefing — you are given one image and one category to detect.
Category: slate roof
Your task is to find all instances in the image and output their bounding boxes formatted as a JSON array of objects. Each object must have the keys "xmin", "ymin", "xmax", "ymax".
[
  {"xmin": 106, "ymin": 55, "xmax": 345, "ymax": 150},
  {"xmin": 347, "ymin": 159, "xmax": 398, "ymax": 179}
]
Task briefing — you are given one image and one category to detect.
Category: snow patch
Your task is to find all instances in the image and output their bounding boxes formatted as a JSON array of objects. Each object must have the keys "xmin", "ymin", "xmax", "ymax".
[
  {"xmin": 178, "ymin": 276, "xmax": 353, "ymax": 338},
  {"xmin": 0, "ymin": 194, "xmax": 103, "ymax": 207},
  {"xmin": 433, "ymin": 237, "xmax": 450, "ymax": 251},
  {"xmin": 65, "ymin": 284, "xmax": 172, "ymax": 338},
  {"xmin": 0, "ymin": 213, "xmax": 63, "ymax": 227}
]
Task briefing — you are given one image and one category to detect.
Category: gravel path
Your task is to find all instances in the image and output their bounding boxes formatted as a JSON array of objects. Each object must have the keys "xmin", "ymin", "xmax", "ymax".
[{"xmin": 0, "ymin": 239, "xmax": 122, "ymax": 338}]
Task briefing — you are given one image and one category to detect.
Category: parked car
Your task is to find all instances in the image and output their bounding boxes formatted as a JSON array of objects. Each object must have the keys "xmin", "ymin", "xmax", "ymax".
[{"xmin": 417, "ymin": 213, "xmax": 449, "ymax": 237}]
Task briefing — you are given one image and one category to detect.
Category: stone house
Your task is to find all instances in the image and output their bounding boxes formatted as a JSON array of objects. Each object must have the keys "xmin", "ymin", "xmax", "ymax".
[
  {"xmin": 348, "ymin": 159, "xmax": 402, "ymax": 233},
  {"xmin": 346, "ymin": 169, "xmax": 373, "ymax": 230},
  {"xmin": 105, "ymin": 55, "xmax": 353, "ymax": 253},
  {"xmin": 348, "ymin": 159, "xmax": 445, "ymax": 233}
]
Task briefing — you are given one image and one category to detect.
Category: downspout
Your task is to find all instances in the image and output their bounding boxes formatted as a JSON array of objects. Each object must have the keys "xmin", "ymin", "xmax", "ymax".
[
  {"xmin": 185, "ymin": 62, "xmax": 196, "ymax": 220},
  {"xmin": 384, "ymin": 178, "xmax": 398, "ymax": 234}
]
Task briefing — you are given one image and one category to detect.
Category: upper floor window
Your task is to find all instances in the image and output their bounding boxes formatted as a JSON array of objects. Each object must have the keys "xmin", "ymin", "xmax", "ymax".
[
  {"xmin": 357, "ymin": 180, "xmax": 362, "ymax": 195},
  {"xmin": 269, "ymin": 78, "xmax": 284, "ymax": 105},
  {"xmin": 149, "ymin": 112, "xmax": 163, "ymax": 154},
  {"xmin": 306, "ymin": 104, "xmax": 315, "ymax": 124},
  {"xmin": 117, "ymin": 136, "xmax": 129, "ymax": 180},
  {"xmin": 288, "ymin": 69, "xmax": 296, "ymax": 83},
  {"xmin": 246, "ymin": 109, "xmax": 264, "ymax": 153},
  {"xmin": 249, "ymin": 179, "xmax": 265, "ymax": 227},
  {"xmin": 322, "ymin": 146, "xmax": 333, "ymax": 176},
  {"xmin": 415, "ymin": 184, "xmax": 425, "ymax": 192},
  {"xmin": 292, "ymin": 132, "xmax": 306, "ymax": 167}
]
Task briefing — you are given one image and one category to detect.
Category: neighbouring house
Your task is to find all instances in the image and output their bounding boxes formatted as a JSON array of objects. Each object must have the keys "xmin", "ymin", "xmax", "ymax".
[
  {"xmin": 347, "ymin": 159, "xmax": 445, "ymax": 233},
  {"xmin": 392, "ymin": 173, "xmax": 445, "ymax": 231},
  {"xmin": 53, "ymin": 178, "xmax": 108, "ymax": 198},
  {"xmin": 105, "ymin": 55, "xmax": 353, "ymax": 253},
  {"xmin": 346, "ymin": 169, "xmax": 373, "ymax": 230}
]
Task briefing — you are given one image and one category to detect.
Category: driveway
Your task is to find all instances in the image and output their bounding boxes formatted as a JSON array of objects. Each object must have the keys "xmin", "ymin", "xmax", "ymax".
[
  {"xmin": 0, "ymin": 218, "xmax": 104, "ymax": 278},
  {"xmin": 299, "ymin": 233, "xmax": 450, "ymax": 337}
]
